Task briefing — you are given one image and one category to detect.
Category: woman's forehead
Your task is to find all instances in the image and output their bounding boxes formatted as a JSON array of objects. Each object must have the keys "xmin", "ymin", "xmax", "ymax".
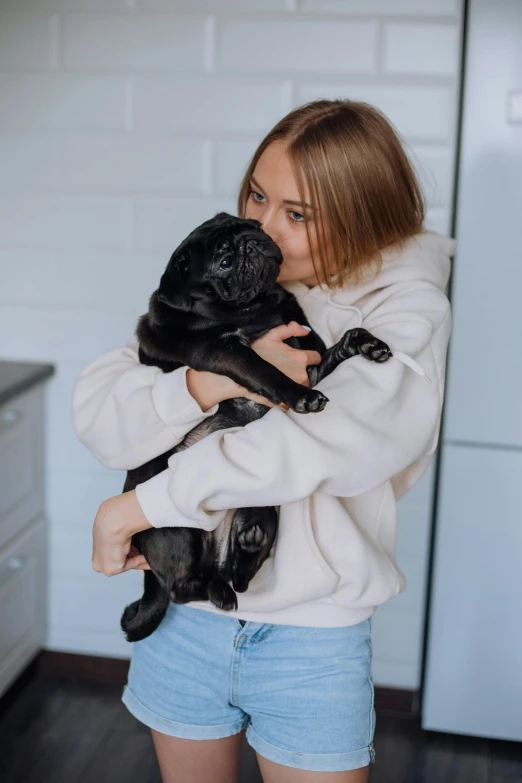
[{"xmin": 253, "ymin": 141, "xmax": 311, "ymax": 204}]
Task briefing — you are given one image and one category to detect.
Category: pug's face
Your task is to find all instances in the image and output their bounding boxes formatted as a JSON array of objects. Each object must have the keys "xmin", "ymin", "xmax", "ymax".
[{"xmin": 155, "ymin": 212, "xmax": 283, "ymax": 316}]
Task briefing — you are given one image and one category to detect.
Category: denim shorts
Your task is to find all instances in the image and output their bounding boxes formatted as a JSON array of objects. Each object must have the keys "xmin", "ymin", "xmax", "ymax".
[{"xmin": 121, "ymin": 603, "xmax": 376, "ymax": 773}]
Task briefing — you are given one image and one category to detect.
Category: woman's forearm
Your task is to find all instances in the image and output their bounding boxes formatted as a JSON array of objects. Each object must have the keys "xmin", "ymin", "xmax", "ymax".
[{"xmin": 186, "ymin": 368, "xmax": 237, "ymax": 410}]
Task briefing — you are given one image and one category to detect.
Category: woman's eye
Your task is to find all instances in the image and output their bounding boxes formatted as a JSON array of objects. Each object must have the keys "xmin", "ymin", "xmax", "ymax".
[
  {"xmin": 250, "ymin": 190, "xmax": 265, "ymax": 203},
  {"xmin": 289, "ymin": 210, "xmax": 305, "ymax": 224},
  {"xmin": 220, "ymin": 257, "xmax": 232, "ymax": 269}
]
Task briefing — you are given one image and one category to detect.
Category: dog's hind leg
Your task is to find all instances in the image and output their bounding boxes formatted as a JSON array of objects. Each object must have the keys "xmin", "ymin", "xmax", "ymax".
[
  {"xmin": 120, "ymin": 569, "xmax": 170, "ymax": 642},
  {"xmin": 171, "ymin": 575, "xmax": 238, "ymax": 611},
  {"xmin": 207, "ymin": 578, "xmax": 238, "ymax": 611},
  {"xmin": 228, "ymin": 506, "xmax": 278, "ymax": 593}
]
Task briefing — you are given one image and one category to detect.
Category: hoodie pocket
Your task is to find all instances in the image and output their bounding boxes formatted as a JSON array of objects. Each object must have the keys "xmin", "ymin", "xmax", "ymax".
[{"xmin": 235, "ymin": 500, "xmax": 339, "ymax": 613}]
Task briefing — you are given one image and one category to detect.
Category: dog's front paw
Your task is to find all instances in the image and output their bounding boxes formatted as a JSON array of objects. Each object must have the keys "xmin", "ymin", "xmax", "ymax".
[
  {"xmin": 285, "ymin": 387, "xmax": 329, "ymax": 413},
  {"xmin": 343, "ymin": 328, "xmax": 392, "ymax": 363}
]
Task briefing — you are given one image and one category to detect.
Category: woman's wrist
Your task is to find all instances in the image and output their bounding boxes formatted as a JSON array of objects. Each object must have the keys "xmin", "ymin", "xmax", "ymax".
[{"xmin": 186, "ymin": 368, "xmax": 239, "ymax": 410}]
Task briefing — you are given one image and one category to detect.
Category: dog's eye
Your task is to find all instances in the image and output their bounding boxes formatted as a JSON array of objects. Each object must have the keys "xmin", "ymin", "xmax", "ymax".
[{"xmin": 220, "ymin": 257, "xmax": 232, "ymax": 269}]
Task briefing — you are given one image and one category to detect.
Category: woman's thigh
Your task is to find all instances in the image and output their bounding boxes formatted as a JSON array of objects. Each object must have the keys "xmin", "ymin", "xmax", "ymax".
[
  {"xmin": 257, "ymin": 755, "xmax": 369, "ymax": 783},
  {"xmin": 151, "ymin": 728, "xmax": 245, "ymax": 783}
]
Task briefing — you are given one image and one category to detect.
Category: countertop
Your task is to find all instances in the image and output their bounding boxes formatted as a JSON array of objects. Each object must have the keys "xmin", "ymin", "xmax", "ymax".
[{"xmin": 0, "ymin": 361, "xmax": 55, "ymax": 407}]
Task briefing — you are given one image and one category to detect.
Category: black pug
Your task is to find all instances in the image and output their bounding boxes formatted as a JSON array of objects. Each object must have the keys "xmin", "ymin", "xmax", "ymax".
[{"xmin": 121, "ymin": 212, "xmax": 392, "ymax": 642}]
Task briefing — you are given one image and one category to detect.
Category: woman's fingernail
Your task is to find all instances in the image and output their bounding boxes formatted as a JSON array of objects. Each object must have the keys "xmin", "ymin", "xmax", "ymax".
[{"xmin": 300, "ymin": 324, "xmax": 312, "ymax": 331}]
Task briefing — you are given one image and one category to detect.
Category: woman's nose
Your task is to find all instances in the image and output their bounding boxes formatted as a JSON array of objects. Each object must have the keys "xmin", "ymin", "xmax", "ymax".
[{"xmin": 259, "ymin": 214, "xmax": 279, "ymax": 244}]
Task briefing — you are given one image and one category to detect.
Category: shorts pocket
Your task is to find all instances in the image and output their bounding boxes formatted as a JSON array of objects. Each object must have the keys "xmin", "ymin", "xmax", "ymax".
[{"xmin": 235, "ymin": 500, "xmax": 339, "ymax": 613}]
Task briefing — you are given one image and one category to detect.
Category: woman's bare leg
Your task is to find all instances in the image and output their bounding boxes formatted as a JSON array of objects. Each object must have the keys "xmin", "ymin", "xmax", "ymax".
[
  {"xmin": 151, "ymin": 728, "xmax": 245, "ymax": 783},
  {"xmin": 256, "ymin": 755, "xmax": 369, "ymax": 783}
]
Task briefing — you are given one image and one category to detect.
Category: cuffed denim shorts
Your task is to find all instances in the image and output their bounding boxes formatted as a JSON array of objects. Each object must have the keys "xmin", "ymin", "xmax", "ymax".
[{"xmin": 121, "ymin": 602, "xmax": 376, "ymax": 773}]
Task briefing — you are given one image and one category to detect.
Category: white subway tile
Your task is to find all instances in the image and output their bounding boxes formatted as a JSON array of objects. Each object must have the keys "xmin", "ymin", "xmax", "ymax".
[
  {"xmin": 63, "ymin": 14, "xmax": 206, "ymax": 72},
  {"xmin": 372, "ymin": 603, "xmax": 422, "ymax": 667},
  {"xmin": 57, "ymin": 135, "xmax": 206, "ymax": 193},
  {"xmin": 134, "ymin": 197, "xmax": 236, "ymax": 252},
  {"xmin": 13, "ymin": 0, "xmax": 127, "ymax": 9},
  {"xmin": 0, "ymin": 75, "xmax": 127, "ymax": 130},
  {"xmin": 408, "ymin": 145, "xmax": 454, "ymax": 207},
  {"xmin": 218, "ymin": 19, "xmax": 377, "ymax": 73},
  {"xmin": 0, "ymin": 13, "xmax": 55, "ymax": 71},
  {"xmin": 383, "ymin": 22, "xmax": 459, "ymax": 76},
  {"xmin": 136, "ymin": 0, "xmax": 291, "ymax": 9},
  {"xmin": 0, "ymin": 195, "xmax": 131, "ymax": 249},
  {"xmin": 48, "ymin": 572, "xmax": 138, "ymax": 634},
  {"xmin": 0, "ymin": 306, "xmax": 137, "ymax": 373},
  {"xmin": 133, "ymin": 77, "xmax": 286, "ymax": 132},
  {"xmin": 0, "ymin": 248, "xmax": 60, "ymax": 305},
  {"xmin": 0, "ymin": 246, "xmax": 163, "ymax": 313},
  {"xmin": 0, "ymin": 135, "xmax": 55, "ymax": 189},
  {"xmin": 215, "ymin": 139, "xmax": 259, "ymax": 195},
  {"xmin": 48, "ymin": 474, "xmax": 126, "ymax": 544},
  {"xmin": 297, "ymin": 84, "xmax": 455, "ymax": 141},
  {"xmin": 300, "ymin": 0, "xmax": 460, "ymax": 16},
  {"xmin": 56, "ymin": 250, "xmax": 165, "ymax": 313}
]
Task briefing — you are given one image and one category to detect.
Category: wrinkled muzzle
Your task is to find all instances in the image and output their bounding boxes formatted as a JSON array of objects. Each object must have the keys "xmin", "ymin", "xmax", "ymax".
[{"xmin": 220, "ymin": 232, "xmax": 283, "ymax": 304}]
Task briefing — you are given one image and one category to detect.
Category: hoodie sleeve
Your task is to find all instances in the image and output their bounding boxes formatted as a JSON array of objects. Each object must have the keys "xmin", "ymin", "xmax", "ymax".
[
  {"xmin": 71, "ymin": 337, "xmax": 219, "ymax": 470},
  {"xmin": 134, "ymin": 284, "xmax": 451, "ymax": 531}
]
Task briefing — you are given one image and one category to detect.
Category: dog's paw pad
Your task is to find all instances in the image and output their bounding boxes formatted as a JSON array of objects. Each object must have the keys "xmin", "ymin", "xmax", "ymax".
[
  {"xmin": 360, "ymin": 339, "xmax": 392, "ymax": 362},
  {"xmin": 238, "ymin": 524, "xmax": 267, "ymax": 552},
  {"xmin": 294, "ymin": 390, "xmax": 329, "ymax": 413}
]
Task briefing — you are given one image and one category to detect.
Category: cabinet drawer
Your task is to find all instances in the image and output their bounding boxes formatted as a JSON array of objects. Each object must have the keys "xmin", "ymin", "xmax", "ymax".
[
  {"xmin": 0, "ymin": 519, "xmax": 46, "ymax": 697},
  {"xmin": 0, "ymin": 387, "xmax": 44, "ymax": 550}
]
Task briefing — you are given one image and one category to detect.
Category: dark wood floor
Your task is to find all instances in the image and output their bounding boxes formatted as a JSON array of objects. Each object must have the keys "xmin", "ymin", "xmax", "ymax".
[{"xmin": 0, "ymin": 670, "xmax": 520, "ymax": 782}]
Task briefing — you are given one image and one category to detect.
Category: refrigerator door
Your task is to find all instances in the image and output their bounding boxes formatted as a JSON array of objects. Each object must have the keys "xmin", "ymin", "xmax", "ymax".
[
  {"xmin": 422, "ymin": 0, "xmax": 522, "ymax": 741},
  {"xmin": 422, "ymin": 445, "xmax": 522, "ymax": 740},
  {"xmin": 442, "ymin": 0, "xmax": 522, "ymax": 448}
]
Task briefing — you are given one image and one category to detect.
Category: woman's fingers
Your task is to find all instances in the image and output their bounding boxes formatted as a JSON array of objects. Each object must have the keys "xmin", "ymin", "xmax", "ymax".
[
  {"xmin": 266, "ymin": 321, "xmax": 311, "ymax": 340},
  {"xmin": 122, "ymin": 553, "xmax": 150, "ymax": 572},
  {"xmin": 306, "ymin": 350, "xmax": 322, "ymax": 365}
]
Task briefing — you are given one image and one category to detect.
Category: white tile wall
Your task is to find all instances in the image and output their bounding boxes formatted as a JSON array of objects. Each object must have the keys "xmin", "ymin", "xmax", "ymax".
[
  {"xmin": 0, "ymin": 1, "xmax": 462, "ymax": 687},
  {"xmin": 62, "ymin": 14, "xmax": 208, "ymax": 72},
  {"xmin": 217, "ymin": 19, "xmax": 378, "ymax": 73},
  {"xmin": 383, "ymin": 23, "xmax": 460, "ymax": 76}
]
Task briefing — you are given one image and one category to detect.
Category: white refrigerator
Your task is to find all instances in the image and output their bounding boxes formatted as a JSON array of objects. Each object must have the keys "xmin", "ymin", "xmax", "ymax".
[{"xmin": 422, "ymin": 0, "xmax": 522, "ymax": 742}]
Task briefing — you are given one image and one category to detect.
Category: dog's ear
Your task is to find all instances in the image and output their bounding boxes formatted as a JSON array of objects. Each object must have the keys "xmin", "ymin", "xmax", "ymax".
[
  {"xmin": 158, "ymin": 263, "xmax": 192, "ymax": 311},
  {"xmin": 213, "ymin": 211, "xmax": 234, "ymax": 222},
  {"xmin": 158, "ymin": 249, "xmax": 192, "ymax": 311}
]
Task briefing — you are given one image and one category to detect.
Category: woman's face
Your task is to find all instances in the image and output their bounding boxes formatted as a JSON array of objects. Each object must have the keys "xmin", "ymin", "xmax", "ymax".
[{"xmin": 244, "ymin": 140, "xmax": 328, "ymax": 288}]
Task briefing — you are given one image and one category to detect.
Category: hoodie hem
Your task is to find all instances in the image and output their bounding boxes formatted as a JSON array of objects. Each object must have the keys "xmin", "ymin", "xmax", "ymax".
[{"xmin": 182, "ymin": 599, "xmax": 375, "ymax": 628}]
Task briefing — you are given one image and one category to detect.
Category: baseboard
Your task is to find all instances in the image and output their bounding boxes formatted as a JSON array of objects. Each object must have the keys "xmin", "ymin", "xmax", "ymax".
[
  {"xmin": 32, "ymin": 651, "xmax": 419, "ymax": 717},
  {"xmin": 36, "ymin": 650, "xmax": 130, "ymax": 685}
]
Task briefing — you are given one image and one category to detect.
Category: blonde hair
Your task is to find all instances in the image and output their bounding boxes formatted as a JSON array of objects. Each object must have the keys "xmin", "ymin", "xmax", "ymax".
[{"xmin": 237, "ymin": 99, "xmax": 425, "ymax": 289}]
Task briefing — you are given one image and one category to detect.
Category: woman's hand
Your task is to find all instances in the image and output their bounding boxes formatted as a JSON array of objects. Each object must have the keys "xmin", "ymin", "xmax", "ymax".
[
  {"xmin": 92, "ymin": 490, "xmax": 153, "ymax": 577},
  {"xmin": 187, "ymin": 322, "xmax": 322, "ymax": 411},
  {"xmin": 232, "ymin": 321, "xmax": 323, "ymax": 409}
]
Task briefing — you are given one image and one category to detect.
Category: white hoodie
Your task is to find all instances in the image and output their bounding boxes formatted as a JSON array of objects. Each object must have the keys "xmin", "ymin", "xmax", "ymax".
[{"xmin": 72, "ymin": 230, "xmax": 456, "ymax": 628}]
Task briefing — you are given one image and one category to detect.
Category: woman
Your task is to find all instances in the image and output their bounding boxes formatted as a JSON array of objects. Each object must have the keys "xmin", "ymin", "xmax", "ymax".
[{"xmin": 73, "ymin": 99, "xmax": 456, "ymax": 782}]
